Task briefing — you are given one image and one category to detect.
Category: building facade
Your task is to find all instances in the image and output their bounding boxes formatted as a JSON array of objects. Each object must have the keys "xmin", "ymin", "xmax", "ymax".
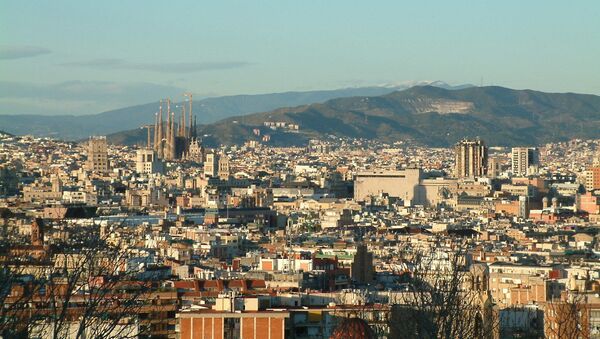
[
  {"xmin": 585, "ymin": 166, "xmax": 600, "ymax": 192},
  {"xmin": 353, "ymin": 168, "xmax": 422, "ymax": 203},
  {"xmin": 135, "ymin": 148, "xmax": 164, "ymax": 174},
  {"xmin": 511, "ymin": 147, "xmax": 539, "ymax": 176},
  {"xmin": 86, "ymin": 136, "xmax": 109, "ymax": 173},
  {"xmin": 454, "ymin": 139, "xmax": 488, "ymax": 178},
  {"xmin": 205, "ymin": 152, "xmax": 219, "ymax": 177}
]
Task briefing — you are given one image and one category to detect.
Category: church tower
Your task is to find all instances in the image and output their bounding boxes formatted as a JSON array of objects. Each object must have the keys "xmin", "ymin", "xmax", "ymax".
[
  {"xmin": 169, "ymin": 109, "xmax": 176, "ymax": 160},
  {"xmin": 31, "ymin": 218, "xmax": 44, "ymax": 246},
  {"xmin": 150, "ymin": 94, "xmax": 200, "ymax": 161},
  {"xmin": 155, "ymin": 101, "xmax": 164, "ymax": 159}
]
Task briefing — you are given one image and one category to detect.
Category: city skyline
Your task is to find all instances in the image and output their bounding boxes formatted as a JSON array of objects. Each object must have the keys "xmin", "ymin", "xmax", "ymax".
[{"xmin": 2, "ymin": 3, "xmax": 600, "ymax": 338}]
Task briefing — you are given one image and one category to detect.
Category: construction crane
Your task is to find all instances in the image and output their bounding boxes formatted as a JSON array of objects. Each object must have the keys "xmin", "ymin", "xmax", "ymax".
[{"xmin": 140, "ymin": 124, "xmax": 154, "ymax": 149}]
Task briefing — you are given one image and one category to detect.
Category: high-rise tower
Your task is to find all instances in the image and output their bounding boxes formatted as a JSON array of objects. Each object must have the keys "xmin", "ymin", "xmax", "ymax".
[
  {"xmin": 454, "ymin": 138, "xmax": 488, "ymax": 178},
  {"xmin": 86, "ymin": 136, "xmax": 109, "ymax": 173},
  {"xmin": 511, "ymin": 147, "xmax": 539, "ymax": 176},
  {"xmin": 586, "ymin": 149, "xmax": 600, "ymax": 192}
]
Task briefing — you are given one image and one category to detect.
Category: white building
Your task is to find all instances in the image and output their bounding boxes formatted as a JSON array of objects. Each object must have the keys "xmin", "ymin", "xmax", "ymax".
[
  {"xmin": 511, "ymin": 147, "xmax": 539, "ymax": 176},
  {"xmin": 135, "ymin": 148, "xmax": 163, "ymax": 174}
]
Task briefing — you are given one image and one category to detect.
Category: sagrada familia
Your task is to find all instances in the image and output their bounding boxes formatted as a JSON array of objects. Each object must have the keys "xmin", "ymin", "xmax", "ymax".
[{"xmin": 152, "ymin": 94, "xmax": 203, "ymax": 162}]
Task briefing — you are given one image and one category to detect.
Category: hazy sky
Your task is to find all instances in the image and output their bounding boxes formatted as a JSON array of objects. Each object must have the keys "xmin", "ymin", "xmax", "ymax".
[{"xmin": 1, "ymin": 1, "xmax": 599, "ymax": 116}]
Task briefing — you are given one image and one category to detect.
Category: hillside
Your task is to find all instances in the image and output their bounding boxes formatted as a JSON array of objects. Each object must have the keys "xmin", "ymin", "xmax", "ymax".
[
  {"xmin": 109, "ymin": 85, "xmax": 600, "ymax": 147},
  {"xmin": 0, "ymin": 82, "xmax": 465, "ymax": 140}
]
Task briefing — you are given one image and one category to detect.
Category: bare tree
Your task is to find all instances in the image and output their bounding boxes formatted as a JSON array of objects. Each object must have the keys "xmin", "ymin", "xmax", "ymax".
[
  {"xmin": 0, "ymin": 223, "xmax": 40, "ymax": 338},
  {"xmin": 28, "ymin": 224, "xmax": 153, "ymax": 339},
  {"xmin": 388, "ymin": 241, "xmax": 500, "ymax": 339},
  {"xmin": 544, "ymin": 293, "xmax": 590, "ymax": 339},
  {"xmin": 0, "ymin": 257, "xmax": 28, "ymax": 337},
  {"xmin": 0, "ymin": 220, "xmax": 154, "ymax": 339},
  {"xmin": 331, "ymin": 289, "xmax": 389, "ymax": 338}
]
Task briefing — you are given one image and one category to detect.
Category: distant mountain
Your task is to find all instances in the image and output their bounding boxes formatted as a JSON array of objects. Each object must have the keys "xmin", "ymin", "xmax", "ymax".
[
  {"xmin": 109, "ymin": 85, "xmax": 600, "ymax": 147},
  {"xmin": 0, "ymin": 81, "xmax": 469, "ymax": 140}
]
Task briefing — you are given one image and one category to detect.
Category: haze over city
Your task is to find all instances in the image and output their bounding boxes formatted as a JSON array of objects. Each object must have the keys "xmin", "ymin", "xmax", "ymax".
[
  {"xmin": 2, "ymin": 2, "xmax": 600, "ymax": 339},
  {"xmin": 1, "ymin": 1, "xmax": 600, "ymax": 116}
]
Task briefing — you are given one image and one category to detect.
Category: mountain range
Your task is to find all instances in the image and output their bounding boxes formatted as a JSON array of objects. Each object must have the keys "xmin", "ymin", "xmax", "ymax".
[
  {"xmin": 0, "ymin": 81, "xmax": 466, "ymax": 140},
  {"xmin": 109, "ymin": 85, "xmax": 600, "ymax": 147}
]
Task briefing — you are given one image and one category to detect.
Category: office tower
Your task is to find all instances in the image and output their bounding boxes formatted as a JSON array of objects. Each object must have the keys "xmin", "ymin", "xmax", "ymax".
[
  {"xmin": 586, "ymin": 150, "xmax": 600, "ymax": 192},
  {"xmin": 86, "ymin": 136, "xmax": 109, "ymax": 173},
  {"xmin": 454, "ymin": 139, "xmax": 488, "ymax": 178},
  {"xmin": 511, "ymin": 147, "xmax": 539, "ymax": 176},
  {"xmin": 135, "ymin": 149, "xmax": 163, "ymax": 175},
  {"xmin": 351, "ymin": 243, "xmax": 374, "ymax": 284}
]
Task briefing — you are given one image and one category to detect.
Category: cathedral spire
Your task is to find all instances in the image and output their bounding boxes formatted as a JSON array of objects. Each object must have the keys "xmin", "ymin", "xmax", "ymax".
[
  {"xmin": 165, "ymin": 99, "xmax": 171, "ymax": 160},
  {"xmin": 170, "ymin": 111, "xmax": 176, "ymax": 160},
  {"xmin": 192, "ymin": 116, "xmax": 197, "ymax": 139},
  {"xmin": 153, "ymin": 112, "xmax": 158, "ymax": 150},
  {"xmin": 188, "ymin": 94, "xmax": 192, "ymax": 139},
  {"xmin": 156, "ymin": 100, "xmax": 164, "ymax": 159},
  {"xmin": 181, "ymin": 104, "xmax": 186, "ymax": 138}
]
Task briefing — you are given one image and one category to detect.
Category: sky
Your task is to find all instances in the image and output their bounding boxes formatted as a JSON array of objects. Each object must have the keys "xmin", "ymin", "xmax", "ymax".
[{"xmin": 1, "ymin": 1, "xmax": 599, "ymax": 116}]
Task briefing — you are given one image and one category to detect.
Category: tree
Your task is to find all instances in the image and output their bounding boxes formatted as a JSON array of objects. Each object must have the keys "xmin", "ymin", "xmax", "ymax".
[
  {"xmin": 544, "ymin": 293, "xmax": 590, "ymax": 339},
  {"xmin": 332, "ymin": 289, "xmax": 389, "ymax": 338},
  {"xmin": 33, "ymin": 225, "xmax": 152, "ymax": 339},
  {"xmin": 0, "ymin": 220, "xmax": 40, "ymax": 338},
  {"xmin": 1, "ymin": 220, "xmax": 153, "ymax": 339},
  {"xmin": 388, "ymin": 241, "xmax": 500, "ymax": 339},
  {"xmin": 0, "ymin": 245, "xmax": 31, "ymax": 338}
]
